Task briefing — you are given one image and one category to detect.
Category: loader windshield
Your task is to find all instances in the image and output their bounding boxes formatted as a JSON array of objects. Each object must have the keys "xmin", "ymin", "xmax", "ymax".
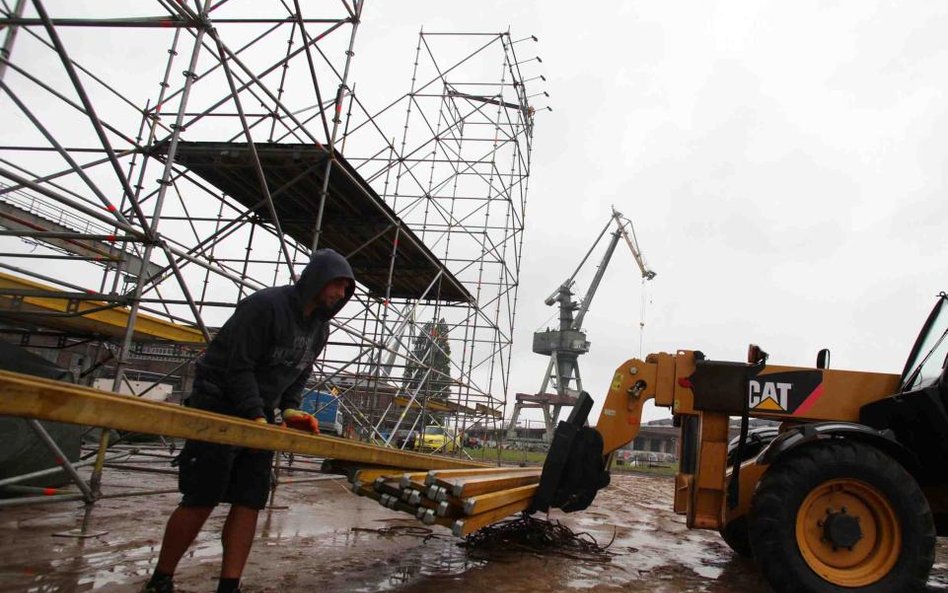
[{"xmin": 901, "ymin": 293, "xmax": 948, "ymax": 392}]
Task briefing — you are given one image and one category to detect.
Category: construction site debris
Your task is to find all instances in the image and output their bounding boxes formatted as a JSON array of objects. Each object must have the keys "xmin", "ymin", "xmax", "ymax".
[{"xmin": 459, "ymin": 514, "xmax": 618, "ymax": 563}]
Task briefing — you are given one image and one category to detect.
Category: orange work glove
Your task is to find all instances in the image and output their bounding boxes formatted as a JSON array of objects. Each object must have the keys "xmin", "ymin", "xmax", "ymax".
[
  {"xmin": 282, "ymin": 409, "xmax": 320, "ymax": 435},
  {"xmin": 253, "ymin": 417, "xmax": 268, "ymax": 424}
]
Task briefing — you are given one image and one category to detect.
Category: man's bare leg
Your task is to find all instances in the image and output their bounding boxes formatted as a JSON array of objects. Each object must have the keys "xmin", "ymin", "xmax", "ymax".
[
  {"xmin": 220, "ymin": 504, "xmax": 259, "ymax": 579},
  {"xmin": 155, "ymin": 505, "xmax": 215, "ymax": 574}
]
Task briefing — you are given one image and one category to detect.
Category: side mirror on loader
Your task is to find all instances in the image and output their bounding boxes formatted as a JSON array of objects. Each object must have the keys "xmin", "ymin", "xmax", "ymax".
[{"xmin": 816, "ymin": 348, "xmax": 831, "ymax": 369}]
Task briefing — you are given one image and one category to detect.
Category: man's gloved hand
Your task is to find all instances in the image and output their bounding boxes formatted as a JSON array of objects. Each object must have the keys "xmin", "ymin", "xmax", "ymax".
[{"xmin": 282, "ymin": 409, "xmax": 320, "ymax": 435}]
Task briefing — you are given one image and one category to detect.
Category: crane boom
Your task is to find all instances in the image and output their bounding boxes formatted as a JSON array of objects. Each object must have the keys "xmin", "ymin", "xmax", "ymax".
[
  {"xmin": 544, "ymin": 208, "xmax": 656, "ymax": 330},
  {"xmin": 572, "ymin": 229, "xmax": 621, "ymax": 330},
  {"xmin": 612, "ymin": 207, "xmax": 656, "ymax": 280},
  {"xmin": 544, "ymin": 218, "xmax": 612, "ymax": 306}
]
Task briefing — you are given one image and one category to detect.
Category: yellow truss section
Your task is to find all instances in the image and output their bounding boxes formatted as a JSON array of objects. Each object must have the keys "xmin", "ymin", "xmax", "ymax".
[{"xmin": 0, "ymin": 271, "xmax": 205, "ymax": 344}]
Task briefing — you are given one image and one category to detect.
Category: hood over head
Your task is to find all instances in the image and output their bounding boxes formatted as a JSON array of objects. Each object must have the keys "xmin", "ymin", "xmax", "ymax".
[{"xmin": 295, "ymin": 248, "xmax": 355, "ymax": 319}]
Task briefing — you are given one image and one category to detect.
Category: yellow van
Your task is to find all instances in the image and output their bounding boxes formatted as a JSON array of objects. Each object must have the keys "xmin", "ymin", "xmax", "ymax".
[{"xmin": 418, "ymin": 425, "xmax": 459, "ymax": 453}]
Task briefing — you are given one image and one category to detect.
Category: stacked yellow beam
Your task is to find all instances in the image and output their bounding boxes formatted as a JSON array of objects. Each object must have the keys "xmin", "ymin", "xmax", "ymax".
[
  {"xmin": 0, "ymin": 369, "xmax": 536, "ymax": 535},
  {"xmin": 347, "ymin": 465, "xmax": 541, "ymax": 537},
  {"xmin": 0, "ymin": 370, "xmax": 486, "ymax": 471}
]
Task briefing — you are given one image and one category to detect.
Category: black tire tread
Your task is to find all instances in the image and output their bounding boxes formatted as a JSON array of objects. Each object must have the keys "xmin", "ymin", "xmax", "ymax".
[
  {"xmin": 720, "ymin": 514, "xmax": 753, "ymax": 558},
  {"xmin": 748, "ymin": 439, "xmax": 935, "ymax": 593}
]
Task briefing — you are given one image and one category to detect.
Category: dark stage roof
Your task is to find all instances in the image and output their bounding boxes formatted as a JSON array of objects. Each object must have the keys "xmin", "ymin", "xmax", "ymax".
[{"xmin": 157, "ymin": 141, "xmax": 471, "ymax": 303}]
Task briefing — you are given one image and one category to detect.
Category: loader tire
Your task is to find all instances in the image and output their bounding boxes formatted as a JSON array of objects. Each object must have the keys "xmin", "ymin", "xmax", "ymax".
[
  {"xmin": 719, "ymin": 515, "xmax": 752, "ymax": 558},
  {"xmin": 748, "ymin": 440, "xmax": 934, "ymax": 593}
]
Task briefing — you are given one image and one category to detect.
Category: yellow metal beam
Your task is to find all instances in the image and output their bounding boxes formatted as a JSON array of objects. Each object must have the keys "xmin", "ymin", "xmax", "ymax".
[
  {"xmin": 392, "ymin": 395, "xmax": 496, "ymax": 417},
  {"xmin": 0, "ymin": 370, "xmax": 487, "ymax": 471},
  {"xmin": 424, "ymin": 466, "xmax": 536, "ymax": 485},
  {"xmin": 463, "ymin": 483, "xmax": 537, "ymax": 516},
  {"xmin": 475, "ymin": 403, "xmax": 503, "ymax": 419},
  {"xmin": 444, "ymin": 472, "xmax": 541, "ymax": 498},
  {"xmin": 351, "ymin": 468, "xmax": 412, "ymax": 485},
  {"xmin": 0, "ymin": 271, "xmax": 205, "ymax": 344},
  {"xmin": 393, "ymin": 395, "xmax": 454, "ymax": 413},
  {"xmin": 452, "ymin": 498, "xmax": 530, "ymax": 537}
]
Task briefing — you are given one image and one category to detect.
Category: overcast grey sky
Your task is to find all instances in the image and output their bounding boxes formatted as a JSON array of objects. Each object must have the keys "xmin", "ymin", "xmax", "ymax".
[
  {"xmin": 4, "ymin": 2, "xmax": 946, "ymax": 425},
  {"xmin": 354, "ymin": 2, "xmax": 948, "ymax": 421}
]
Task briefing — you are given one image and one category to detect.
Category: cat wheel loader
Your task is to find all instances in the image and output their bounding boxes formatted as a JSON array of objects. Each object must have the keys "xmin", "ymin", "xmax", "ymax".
[{"xmin": 534, "ymin": 292, "xmax": 948, "ymax": 593}]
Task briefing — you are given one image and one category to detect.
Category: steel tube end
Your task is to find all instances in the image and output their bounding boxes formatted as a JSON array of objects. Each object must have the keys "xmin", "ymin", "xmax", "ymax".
[{"xmin": 437, "ymin": 500, "xmax": 450, "ymax": 517}]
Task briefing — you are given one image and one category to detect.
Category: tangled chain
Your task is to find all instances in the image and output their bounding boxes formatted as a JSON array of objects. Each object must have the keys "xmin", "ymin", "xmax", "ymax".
[{"xmin": 459, "ymin": 513, "xmax": 618, "ymax": 562}]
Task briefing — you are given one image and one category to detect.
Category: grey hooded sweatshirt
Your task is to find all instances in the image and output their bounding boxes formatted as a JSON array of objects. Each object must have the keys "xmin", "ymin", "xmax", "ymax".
[{"xmin": 190, "ymin": 249, "xmax": 355, "ymax": 420}]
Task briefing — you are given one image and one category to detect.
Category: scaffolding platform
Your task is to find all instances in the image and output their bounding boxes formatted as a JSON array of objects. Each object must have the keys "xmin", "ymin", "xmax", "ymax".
[
  {"xmin": 0, "ymin": 272, "xmax": 205, "ymax": 345},
  {"xmin": 158, "ymin": 141, "xmax": 473, "ymax": 303}
]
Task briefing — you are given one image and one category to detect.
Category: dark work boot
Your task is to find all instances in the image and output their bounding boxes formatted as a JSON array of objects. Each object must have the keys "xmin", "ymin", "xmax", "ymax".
[
  {"xmin": 216, "ymin": 577, "xmax": 240, "ymax": 593},
  {"xmin": 140, "ymin": 573, "xmax": 174, "ymax": 593}
]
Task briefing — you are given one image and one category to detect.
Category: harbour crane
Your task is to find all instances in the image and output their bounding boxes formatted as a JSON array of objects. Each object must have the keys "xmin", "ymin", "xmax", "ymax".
[{"xmin": 506, "ymin": 207, "xmax": 655, "ymax": 443}]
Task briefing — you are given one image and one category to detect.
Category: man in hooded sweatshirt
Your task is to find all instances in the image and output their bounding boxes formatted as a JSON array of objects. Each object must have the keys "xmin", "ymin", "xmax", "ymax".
[{"xmin": 142, "ymin": 248, "xmax": 355, "ymax": 593}]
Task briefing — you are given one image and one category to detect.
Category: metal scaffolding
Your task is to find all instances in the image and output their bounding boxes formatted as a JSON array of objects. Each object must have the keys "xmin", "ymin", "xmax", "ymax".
[
  {"xmin": 0, "ymin": 1, "xmax": 541, "ymax": 503},
  {"xmin": 337, "ymin": 29, "xmax": 540, "ymax": 448}
]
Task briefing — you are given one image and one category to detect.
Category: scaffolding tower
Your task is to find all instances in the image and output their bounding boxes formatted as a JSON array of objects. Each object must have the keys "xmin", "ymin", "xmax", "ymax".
[{"xmin": 0, "ymin": 1, "xmax": 542, "ymax": 506}]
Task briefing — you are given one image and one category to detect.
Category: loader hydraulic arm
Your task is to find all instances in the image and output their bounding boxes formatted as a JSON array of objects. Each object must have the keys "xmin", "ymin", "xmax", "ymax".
[
  {"xmin": 594, "ymin": 351, "xmax": 692, "ymax": 455},
  {"xmin": 534, "ymin": 349, "xmax": 734, "ymax": 531},
  {"xmin": 592, "ymin": 350, "xmax": 738, "ymax": 530}
]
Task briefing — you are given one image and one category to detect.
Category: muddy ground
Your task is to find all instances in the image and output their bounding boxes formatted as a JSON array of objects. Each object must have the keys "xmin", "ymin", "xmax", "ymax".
[{"xmin": 1, "ymin": 462, "xmax": 947, "ymax": 593}]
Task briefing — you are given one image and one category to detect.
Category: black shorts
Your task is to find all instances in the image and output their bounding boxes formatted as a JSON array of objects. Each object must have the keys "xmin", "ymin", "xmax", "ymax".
[{"xmin": 177, "ymin": 439, "xmax": 274, "ymax": 510}]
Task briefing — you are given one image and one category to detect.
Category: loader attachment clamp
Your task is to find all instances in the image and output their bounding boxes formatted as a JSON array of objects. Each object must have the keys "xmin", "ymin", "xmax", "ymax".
[{"xmin": 529, "ymin": 391, "xmax": 610, "ymax": 514}]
